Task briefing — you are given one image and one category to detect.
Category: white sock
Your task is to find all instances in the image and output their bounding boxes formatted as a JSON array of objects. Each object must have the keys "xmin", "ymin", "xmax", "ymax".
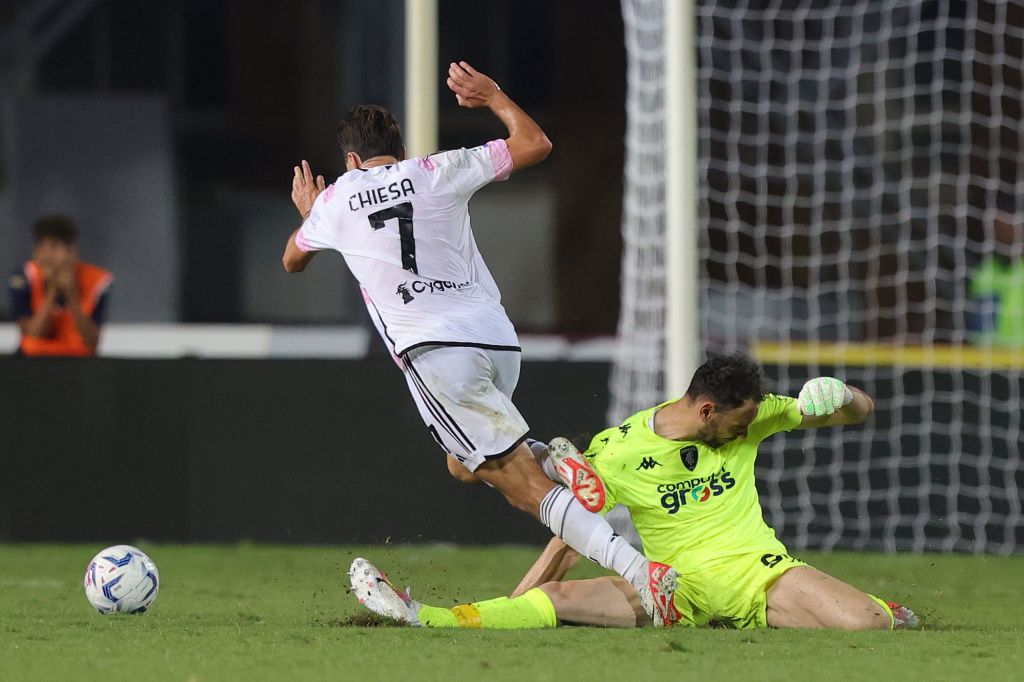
[
  {"xmin": 538, "ymin": 486, "xmax": 647, "ymax": 583},
  {"xmin": 527, "ymin": 439, "xmax": 560, "ymax": 483}
]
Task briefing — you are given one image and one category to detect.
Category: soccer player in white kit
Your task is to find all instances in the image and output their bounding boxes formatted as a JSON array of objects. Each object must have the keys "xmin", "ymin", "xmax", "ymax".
[{"xmin": 282, "ymin": 61, "xmax": 678, "ymax": 626}]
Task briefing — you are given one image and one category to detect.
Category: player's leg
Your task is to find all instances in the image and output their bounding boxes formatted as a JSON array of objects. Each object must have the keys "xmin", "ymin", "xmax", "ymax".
[
  {"xmin": 446, "ymin": 453, "xmax": 484, "ymax": 484},
  {"xmin": 474, "ymin": 449, "xmax": 680, "ymax": 626},
  {"xmin": 447, "ymin": 439, "xmax": 557, "ymax": 486},
  {"xmin": 350, "ymin": 557, "xmax": 642, "ymax": 629},
  {"xmin": 538, "ymin": 577, "xmax": 645, "ymax": 628},
  {"xmin": 349, "ymin": 556, "xmax": 557, "ymax": 629},
  {"xmin": 403, "ymin": 346, "xmax": 679, "ymax": 626},
  {"xmin": 766, "ymin": 565, "xmax": 895, "ymax": 630},
  {"xmin": 509, "ymin": 504, "xmax": 641, "ymax": 596}
]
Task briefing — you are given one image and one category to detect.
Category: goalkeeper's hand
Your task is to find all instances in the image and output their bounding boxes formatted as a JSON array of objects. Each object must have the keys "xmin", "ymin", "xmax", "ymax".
[{"xmin": 798, "ymin": 377, "xmax": 854, "ymax": 416}]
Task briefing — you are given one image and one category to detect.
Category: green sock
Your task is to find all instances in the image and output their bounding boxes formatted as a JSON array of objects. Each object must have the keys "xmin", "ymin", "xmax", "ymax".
[
  {"xmin": 418, "ymin": 588, "xmax": 557, "ymax": 629},
  {"xmin": 867, "ymin": 594, "xmax": 895, "ymax": 630}
]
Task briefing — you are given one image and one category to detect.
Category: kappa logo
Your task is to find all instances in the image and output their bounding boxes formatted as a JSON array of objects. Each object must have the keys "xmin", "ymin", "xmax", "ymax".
[
  {"xmin": 636, "ymin": 457, "xmax": 662, "ymax": 471},
  {"xmin": 618, "ymin": 423, "xmax": 632, "ymax": 436},
  {"xmin": 396, "ymin": 282, "xmax": 415, "ymax": 304},
  {"xmin": 679, "ymin": 445, "xmax": 699, "ymax": 471}
]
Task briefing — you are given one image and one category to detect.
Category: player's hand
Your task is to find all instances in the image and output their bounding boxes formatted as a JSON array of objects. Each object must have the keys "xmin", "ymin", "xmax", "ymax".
[
  {"xmin": 291, "ymin": 160, "xmax": 325, "ymax": 219},
  {"xmin": 51, "ymin": 266, "xmax": 77, "ymax": 298},
  {"xmin": 798, "ymin": 377, "xmax": 854, "ymax": 416},
  {"xmin": 446, "ymin": 61, "xmax": 500, "ymax": 109}
]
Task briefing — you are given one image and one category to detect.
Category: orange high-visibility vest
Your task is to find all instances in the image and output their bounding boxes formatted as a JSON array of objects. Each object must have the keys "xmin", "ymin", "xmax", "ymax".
[{"xmin": 20, "ymin": 260, "xmax": 112, "ymax": 357}]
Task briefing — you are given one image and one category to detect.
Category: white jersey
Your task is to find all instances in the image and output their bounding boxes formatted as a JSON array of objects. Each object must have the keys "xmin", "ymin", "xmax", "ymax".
[{"xmin": 295, "ymin": 140, "xmax": 519, "ymax": 356}]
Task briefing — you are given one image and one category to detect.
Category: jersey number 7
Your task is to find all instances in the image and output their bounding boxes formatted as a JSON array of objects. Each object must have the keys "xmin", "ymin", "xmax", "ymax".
[{"xmin": 368, "ymin": 202, "xmax": 417, "ymax": 274}]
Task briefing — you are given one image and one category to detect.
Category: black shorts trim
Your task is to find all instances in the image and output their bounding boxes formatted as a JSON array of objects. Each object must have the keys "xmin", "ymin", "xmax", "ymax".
[
  {"xmin": 403, "ymin": 357, "xmax": 474, "ymax": 451},
  {"xmin": 481, "ymin": 433, "xmax": 530, "ymax": 461},
  {"xmin": 399, "ymin": 341, "xmax": 523, "ymax": 356}
]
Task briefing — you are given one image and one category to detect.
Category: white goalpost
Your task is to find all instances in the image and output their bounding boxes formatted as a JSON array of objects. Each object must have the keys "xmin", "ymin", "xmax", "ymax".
[
  {"xmin": 404, "ymin": 0, "xmax": 438, "ymax": 158},
  {"xmin": 664, "ymin": 0, "xmax": 701, "ymax": 398}
]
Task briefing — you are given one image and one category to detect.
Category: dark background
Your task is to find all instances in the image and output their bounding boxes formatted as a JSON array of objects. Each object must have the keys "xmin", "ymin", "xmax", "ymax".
[
  {"xmin": 0, "ymin": 357, "xmax": 610, "ymax": 544},
  {"xmin": 3, "ymin": 358, "xmax": 1020, "ymax": 551},
  {"xmin": 3, "ymin": 0, "xmax": 627, "ymax": 333}
]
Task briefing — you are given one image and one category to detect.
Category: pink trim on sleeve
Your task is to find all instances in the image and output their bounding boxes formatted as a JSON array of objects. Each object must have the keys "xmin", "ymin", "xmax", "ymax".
[
  {"xmin": 418, "ymin": 156, "xmax": 438, "ymax": 171},
  {"xmin": 294, "ymin": 227, "xmax": 316, "ymax": 253},
  {"xmin": 486, "ymin": 139, "xmax": 513, "ymax": 181}
]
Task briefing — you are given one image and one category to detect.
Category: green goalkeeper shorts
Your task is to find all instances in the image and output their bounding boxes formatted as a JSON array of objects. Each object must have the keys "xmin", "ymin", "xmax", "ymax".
[{"xmin": 672, "ymin": 551, "xmax": 807, "ymax": 629}]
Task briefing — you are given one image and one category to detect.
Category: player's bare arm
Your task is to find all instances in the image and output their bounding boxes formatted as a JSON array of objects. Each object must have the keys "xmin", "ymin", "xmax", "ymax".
[
  {"xmin": 282, "ymin": 160, "xmax": 326, "ymax": 273},
  {"xmin": 510, "ymin": 536, "xmax": 580, "ymax": 597},
  {"xmin": 794, "ymin": 377, "xmax": 874, "ymax": 429},
  {"xmin": 446, "ymin": 61, "xmax": 552, "ymax": 171}
]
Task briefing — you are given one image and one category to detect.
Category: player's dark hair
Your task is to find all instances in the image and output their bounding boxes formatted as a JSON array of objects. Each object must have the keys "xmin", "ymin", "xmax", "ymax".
[
  {"xmin": 337, "ymin": 105, "xmax": 405, "ymax": 161},
  {"xmin": 33, "ymin": 214, "xmax": 78, "ymax": 245},
  {"xmin": 685, "ymin": 353, "xmax": 763, "ymax": 409}
]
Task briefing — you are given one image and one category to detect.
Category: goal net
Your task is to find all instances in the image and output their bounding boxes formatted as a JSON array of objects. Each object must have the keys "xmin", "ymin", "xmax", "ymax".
[{"xmin": 613, "ymin": 0, "xmax": 1023, "ymax": 553}]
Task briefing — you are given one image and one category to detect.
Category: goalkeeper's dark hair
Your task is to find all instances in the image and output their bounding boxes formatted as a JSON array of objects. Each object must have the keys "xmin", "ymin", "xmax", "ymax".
[
  {"xmin": 33, "ymin": 214, "xmax": 78, "ymax": 245},
  {"xmin": 684, "ymin": 353, "xmax": 763, "ymax": 409},
  {"xmin": 337, "ymin": 105, "xmax": 405, "ymax": 161}
]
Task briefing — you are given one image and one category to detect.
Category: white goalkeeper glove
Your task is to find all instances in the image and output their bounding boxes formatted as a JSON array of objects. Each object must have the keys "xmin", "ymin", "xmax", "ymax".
[{"xmin": 798, "ymin": 377, "xmax": 854, "ymax": 417}]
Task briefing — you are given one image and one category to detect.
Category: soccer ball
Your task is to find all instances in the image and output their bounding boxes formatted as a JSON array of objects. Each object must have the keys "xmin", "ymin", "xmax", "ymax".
[{"xmin": 83, "ymin": 545, "xmax": 160, "ymax": 614}]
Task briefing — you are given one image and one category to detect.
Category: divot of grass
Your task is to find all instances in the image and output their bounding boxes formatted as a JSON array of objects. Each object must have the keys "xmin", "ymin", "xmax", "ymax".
[{"xmin": 336, "ymin": 612, "xmax": 407, "ymax": 628}]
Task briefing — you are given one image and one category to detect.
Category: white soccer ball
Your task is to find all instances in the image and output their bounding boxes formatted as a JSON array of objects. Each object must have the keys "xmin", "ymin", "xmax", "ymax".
[{"xmin": 83, "ymin": 545, "xmax": 160, "ymax": 614}]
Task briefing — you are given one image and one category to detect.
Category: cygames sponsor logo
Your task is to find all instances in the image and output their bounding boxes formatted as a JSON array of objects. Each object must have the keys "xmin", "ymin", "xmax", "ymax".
[{"xmin": 395, "ymin": 279, "xmax": 472, "ymax": 303}]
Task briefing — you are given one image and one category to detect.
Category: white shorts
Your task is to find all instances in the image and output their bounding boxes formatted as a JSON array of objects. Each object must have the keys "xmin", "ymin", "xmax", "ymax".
[{"xmin": 401, "ymin": 344, "xmax": 530, "ymax": 471}]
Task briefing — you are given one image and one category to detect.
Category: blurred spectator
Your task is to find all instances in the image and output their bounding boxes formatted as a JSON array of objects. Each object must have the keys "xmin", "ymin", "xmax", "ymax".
[
  {"xmin": 7, "ymin": 215, "xmax": 112, "ymax": 356},
  {"xmin": 969, "ymin": 196, "xmax": 1024, "ymax": 346}
]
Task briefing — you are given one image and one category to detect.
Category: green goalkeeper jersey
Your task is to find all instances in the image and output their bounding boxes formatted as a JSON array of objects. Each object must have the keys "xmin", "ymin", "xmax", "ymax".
[
  {"xmin": 969, "ymin": 256, "xmax": 1024, "ymax": 346},
  {"xmin": 586, "ymin": 394, "xmax": 803, "ymax": 571}
]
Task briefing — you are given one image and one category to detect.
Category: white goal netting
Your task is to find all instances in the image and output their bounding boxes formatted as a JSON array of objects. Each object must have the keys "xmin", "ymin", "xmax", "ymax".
[{"xmin": 613, "ymin": 0, "xmax": 1023, "ymax": 553}]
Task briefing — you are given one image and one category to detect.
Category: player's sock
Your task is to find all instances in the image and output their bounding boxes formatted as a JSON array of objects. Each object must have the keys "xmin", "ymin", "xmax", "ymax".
[
  {"xmin": 538, "ymin": 486, "xmax": 646, "ymax": 583},
  {"xmin": 418, "ymin": 588, "xmax": 557, "ymax": 629},
  {"xmin": 527, "ymin": 439, "xmax": 560, "ymax": 483},
  {"xmin": 867, "ymin": 594, "xmax": 895, "ymax": 630}
]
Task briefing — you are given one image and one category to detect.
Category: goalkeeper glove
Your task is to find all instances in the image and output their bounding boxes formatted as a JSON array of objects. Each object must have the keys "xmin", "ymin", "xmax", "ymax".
[{"xmin": 798, "ymin": 377, "xmax": 854, "ymax": 416}]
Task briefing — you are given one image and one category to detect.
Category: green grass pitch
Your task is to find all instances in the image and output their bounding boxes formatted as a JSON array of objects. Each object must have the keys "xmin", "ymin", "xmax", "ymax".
[{"xmin": 1, "ymin": 544, "xmax": 1021, "ymax": 682}]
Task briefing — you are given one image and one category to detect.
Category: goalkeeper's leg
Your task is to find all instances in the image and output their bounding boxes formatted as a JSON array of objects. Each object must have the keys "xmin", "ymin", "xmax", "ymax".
[
  {"xmin": 420, "ymin": 577, "xmax": 643, "ymax": 629},
  {"xmin": 351, "ymin": 556, "xmax": 644, "ymax": 629},
  {"xmin": 469, "ymin": 446, "xmax": 679, "ymax": 627},
  {"xmin": 446, "ymin": 446, "xmax": 677, "ymax": 626},
  {"xmin": 766, "ymin": 566, "xmax": 918, "ymax": 630},
  {"xmin": 510, "ymin": 508, "xmax": 642, "ymax": 596}
]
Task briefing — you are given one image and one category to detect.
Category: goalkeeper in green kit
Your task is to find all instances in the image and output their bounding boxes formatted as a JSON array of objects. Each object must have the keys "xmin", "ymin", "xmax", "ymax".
[{"xmin": 350, "ymin": 354, "xmax": 920, "ymax": 630}]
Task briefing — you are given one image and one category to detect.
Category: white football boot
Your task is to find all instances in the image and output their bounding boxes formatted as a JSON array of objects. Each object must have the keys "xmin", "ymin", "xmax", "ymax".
[
  {"xmin": 887, "ymin": 601, "xmax": 921, "ymax": 630},
  {"xmin": 547, "ymin": 437, "xmax": 607, "ymax": 513},
  {"xmin": 348, "ymin": 557, "xmax": 421, "ymax": 626},
  {"xmin": 631, "ymin": 560, "xmax": 683, "ymax": 627}
]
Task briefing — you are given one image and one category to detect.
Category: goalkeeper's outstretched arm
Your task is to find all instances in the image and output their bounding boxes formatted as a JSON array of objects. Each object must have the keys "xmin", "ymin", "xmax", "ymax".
[{"xmin": 794, "ymin": 377, "xmax": 874, "ymax": 430}]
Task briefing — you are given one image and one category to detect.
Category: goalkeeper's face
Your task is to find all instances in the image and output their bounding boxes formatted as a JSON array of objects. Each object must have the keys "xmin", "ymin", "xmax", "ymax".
[{"xmin": 697, "ymin": 399, "xmax": 759, "ymax": 449}]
